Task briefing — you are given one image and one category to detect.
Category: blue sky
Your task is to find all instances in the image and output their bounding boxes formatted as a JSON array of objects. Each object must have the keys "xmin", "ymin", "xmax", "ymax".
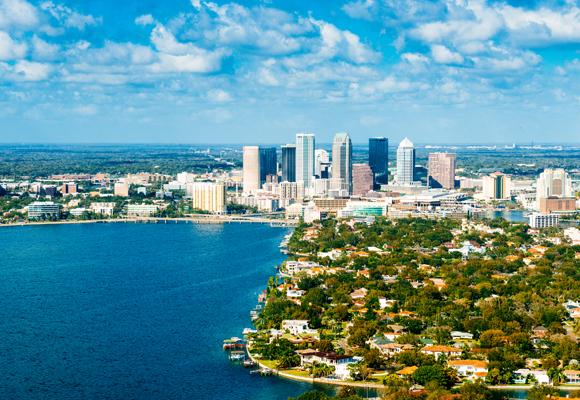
[{"xmin": 0, "ymin": 0, "xmax": 579, "ymax": 144}]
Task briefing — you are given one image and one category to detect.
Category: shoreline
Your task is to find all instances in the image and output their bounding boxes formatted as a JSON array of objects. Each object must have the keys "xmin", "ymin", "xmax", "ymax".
[
  {"xmin": 0, "ymin": 216, "xmax": 297, "ymax": 228},
  {"xmin": 247, "ymin": 348, "xmax": 579, "ymax": 392}
]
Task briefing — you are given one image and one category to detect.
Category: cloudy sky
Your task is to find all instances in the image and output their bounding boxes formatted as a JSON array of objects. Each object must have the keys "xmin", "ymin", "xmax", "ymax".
[{"xmin": 0, "ymin": 0, "xmax": 579, "ymax": 144}]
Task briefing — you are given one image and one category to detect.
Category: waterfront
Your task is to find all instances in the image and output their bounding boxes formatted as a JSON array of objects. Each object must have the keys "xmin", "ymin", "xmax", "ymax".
[
  {"xmin": 0, "ymin": 223, "xmax": 322, "ymax": 400},
  {"xmin": 0, "ymin": 223, "xmax": 563, "ymax": 399}
]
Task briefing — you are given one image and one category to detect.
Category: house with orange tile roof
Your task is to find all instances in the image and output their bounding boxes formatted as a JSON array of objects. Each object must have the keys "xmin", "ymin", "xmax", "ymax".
[
  {"xmin": 447, "ymin": 360, "xmax": 488, "ymax": 380},
  {"xmin": 421, "ymin": 345, "xmax": 461, "ymax": 360}
]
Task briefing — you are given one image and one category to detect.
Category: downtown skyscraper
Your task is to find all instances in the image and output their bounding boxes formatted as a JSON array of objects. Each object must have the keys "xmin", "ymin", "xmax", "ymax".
[
  {"xmin": 296, "ymin": 133, "xmax": 315, "ymax": 189},
  {"xmin": 259, "ymin": 147, "xmax": 277, "ymax": 184},
  {"xmin": 281, "ymin": 144, "xmax": 296, "ymax": 182},
  {"xmin": 242, "ymin": 146, "xmax": 260, "ymax": 194},
  {"xmin": 396, "ymin": 137, "xmax": 415, "ymax": 185},
  {"xmin": 369, "ymin": 137, "xmax": 388, "ymax": 187},
  {"xmin": 331, "ymin": 132, "xmax": 352, "ymax": 194},
  {"xmin": 428, "ymin": 153, "xmax": 456, "ymax": 189}
]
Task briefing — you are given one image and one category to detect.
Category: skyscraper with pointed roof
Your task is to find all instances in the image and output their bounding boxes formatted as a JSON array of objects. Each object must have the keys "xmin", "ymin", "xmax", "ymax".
[{"xmin": 396, "ymin": 137, "xmax": 415, "ymax": 185}]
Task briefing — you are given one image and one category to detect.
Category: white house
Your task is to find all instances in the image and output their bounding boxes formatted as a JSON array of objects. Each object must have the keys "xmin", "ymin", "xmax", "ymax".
[
  {"xmin": 451, "ymin": 331, "xmax": 474, "ymax": 340},
  {"xmin": 447, "ymin": 360, "xmax": 488, "ymax": 380},
  {"xmin": 281, "ymin": 320, "xmax": 317, "ymax": 336},
  {"xmin": 513, "ymin": 369, "xmax": 550, "ymax": 385},
  {"xmin": 297, "ymin": 350, "xmax": 359, "ymax": 380},
  {"xmin": 421, "ymin": 345, "xmax": 462, "ymax": 360}
]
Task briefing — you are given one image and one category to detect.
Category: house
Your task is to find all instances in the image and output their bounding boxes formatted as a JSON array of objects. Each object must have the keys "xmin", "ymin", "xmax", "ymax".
[
  {"xmin": 296, "ymin": 350, "xmax": 358, "ymax": 380},
  {"xmin": 513, "ymin": 369, "xmax": 550, "ymax": 385},
  {"xmin": 383, "ymin": 332, "xmax": 403, "ymax": 342},
  {"xmin": 374, "ymin": 343, "xmax": 414, "ymax": 356},
  {"xmin": 379, "ymin": 298, "xmax": 396, "ymax": 309},
  {"xmin": 287, "ymin": 289, "xmax": 305, "ymax": 299},
  {"xmin": 397, "ymin": 366, "xmax": 418, "ymax": 379},
  {"xmin": 532, "ymin": 326, "xmax": 549, "ymax": 338},
  {"xmin": 451, "ymin": 331, "xmax": 474, "ymax": 341},
  {"xmin": 421, "ymin": 345, "xmax": 462, "ymax": 360},
  {"xmin": 350, "ymin": 288, "xmax": 368, "ymax": 300},
  {"xmin": 281, "ymin": 320, "xmax": 318, "ymax": 336},
  {"xmin": 285, "ymin": 261, "xmax": 320, "ymax": 275},
  {"xmin": 447, "ymin": 360, "xmax": 488, "ymax": 380},
  {"xmin": 564, "ymin": 370, "xmax": 580, "ymax": 384},
  {"xmin": 450, "ymin": 241, "xmax": 485, "ymax": 258}
]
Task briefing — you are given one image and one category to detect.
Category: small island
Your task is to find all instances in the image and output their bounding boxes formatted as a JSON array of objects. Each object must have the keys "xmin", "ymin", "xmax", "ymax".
[{"xmin": 241, "ymin": 217, "xmax": 580, "ymax": 399}]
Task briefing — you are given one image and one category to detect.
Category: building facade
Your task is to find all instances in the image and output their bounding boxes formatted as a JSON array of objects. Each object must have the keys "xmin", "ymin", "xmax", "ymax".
[
  {"xmin": 191, "ymin": 182, "xmax": 226, "ymax": 214},
  {"xmin": 536, "ymin": 168, "xmax": 573, "ymax": 209},
  {"xmin": 259, "ymin": 147, "xmax": 277, "ymax": 185},
  {"xmin": 352, "ymin": 164, "xmax": 373, "ymax": 196},
  {"xmin": 281, "ymin": 144, "xmax": 296, "ymax": 182},
  {"xmin": 428, "ymin": 153, "xmax": 456, "ymax": 189},
  {"xmin": 315, "ymin": 149, "xmax": 330, "ymax": 178},
  {"xmin": 28, "ymin": 202, "xmax": 60, "ymax": 219},
  {"xmin": 369, "ymin": 137, "xmax": 389, "ymax": 186},
  {"xmin": 243, "ymin": 146, "xmax": 260, "ymax": 194},
  {"xmin": 396, "ymin": 137, "xmax": 415, "ymax": 185},
  {"xmin": 482, "ymin": 172, "xmax": 512, "ymax": 200},
  {"xmin": 296, "ymin": 133, "xmax": 315, "ymax": 190},
  {"xmin": 331, "ymin": 132, "xmax": 352, "ymax": 194}
]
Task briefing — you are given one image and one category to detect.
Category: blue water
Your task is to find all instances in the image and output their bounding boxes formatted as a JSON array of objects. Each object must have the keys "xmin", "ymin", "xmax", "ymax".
[{"xmin": 0, "ymin": 223, "xmax": 325, "ymax": 400}]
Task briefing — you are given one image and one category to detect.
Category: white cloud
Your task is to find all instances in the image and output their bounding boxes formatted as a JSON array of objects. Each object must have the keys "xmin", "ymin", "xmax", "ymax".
[
  {"xmin": 12, "ymin": 60, "xmax": 52, "ymax": 81},
  {"xmin": 0, "ymin": 31, "xmax": 27, "ymax": 60},
  {"xmin": 135, "ymin": 14, "xmax": 155, "ymax": 26},
  {"xmin": 342, "ymin": 0, "xmax": 376, "ymax": 21},
  {"xmin": 31, "ymin": 35, "xmax": 59, "ymax": 59},
  {"xmin": 40, "ymin": 1, "xmax": 101, "ymax": 31},
  {"xmin": 0, "ymin": 0, "xmax": 38, "ymax": 29},
  {"xmin": 431, "ymin": 44, "xmax": 464, "ymax": 64},
  {"xmin": 206, "ymin": 88, "xmax": 232, "ymax": 102}
]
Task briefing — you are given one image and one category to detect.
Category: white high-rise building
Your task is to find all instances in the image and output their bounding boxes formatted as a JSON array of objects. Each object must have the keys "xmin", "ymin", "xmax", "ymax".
[
  {"xmin": 243, "ymin": 146, "xmax": 260, "ymax": 194},
  {"xmin": 482, "ymin": 172, "xmax": 512, "ymax": 200},
  {"xmin": 296, "ymin": 133, "xmax": 315, "ymax": 190},
  {"xmin": 536, "ymin": 168, "xmax": 573, "ymax": 206},
  {"xmin": 191, "ymin": 182, "xmax": 226, "ymax": 214},
  {"xmin": 396, "ymin": 137, "xmax": 415, "ymax": 185},
  {"xmin": 315, "ymin": 149, "xmax": 330, "ymax": 178},
  {"xmin": 331, "ymin": 132, "xmax": 352, "ymax": 194}
]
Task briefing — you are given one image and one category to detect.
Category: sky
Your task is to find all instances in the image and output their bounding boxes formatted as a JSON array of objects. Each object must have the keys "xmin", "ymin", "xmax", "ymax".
[{"xmin": 0, "ymin": 0, "xmax": 579, "ymax": 144}]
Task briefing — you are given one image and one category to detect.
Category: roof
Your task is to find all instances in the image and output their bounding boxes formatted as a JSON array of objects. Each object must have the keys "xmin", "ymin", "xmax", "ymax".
[
  {"xmin": 398, "ymin": 366, "xmax": 418, "ymax": 375},
  {"xmin": 448, "ymin": 360, "xmax": 488, "ymax": 369},
  {"xmin": 422, "ymin": 345, "xmax": 461, "ymax": 353},
  {"xmin": 399, "ymin": 137, "xmax": 414, "ymax": 148}
]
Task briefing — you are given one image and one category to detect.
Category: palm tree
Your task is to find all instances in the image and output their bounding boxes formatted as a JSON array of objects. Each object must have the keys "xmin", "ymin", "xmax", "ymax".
[{"xmin": 547, "ymin": 367, "xmax": 566, "ymax": 385}]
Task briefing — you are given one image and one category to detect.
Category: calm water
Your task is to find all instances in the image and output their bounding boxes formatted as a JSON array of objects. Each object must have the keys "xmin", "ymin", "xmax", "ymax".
[
  {"xmin": 0, "ymin": 223, "xmax": 326, "ymax": 400},
  {"xmin": 0, "ymin": 223, "xmax": 536, "ymax": 399}
]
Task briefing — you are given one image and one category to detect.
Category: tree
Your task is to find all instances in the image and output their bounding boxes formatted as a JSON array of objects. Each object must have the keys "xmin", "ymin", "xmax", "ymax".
[
  {"xmin": 336, "ymin": 386, "xmax": 360, "ymax": 399},
  {"xmin": 527, "ymin": 385, "xmax": 558, "ymax": 400},
  {"xmin": 277, "ymin": 353, "xmax": 301, "ymax": 369},
  {"xmin": 412, "ymin": 365, "xmax": 456, "ymax": 389},
  {"xmin": 317, "ymin": 339, "xmax": 335, "ymax": 353},
  {"xmin": 547, "ymin": 367, "xmax": 566, "ymax": 385},
  {"xmin": 291, "ymin": 391, "xmax": 330, "ymax": 400},
  {"xmin": 459, "ymin": 381, "xmax": 494, "ymax": 400},
  {"xmin": 348, "ymin": 362, "xmax": 371, "ymax": 381}
]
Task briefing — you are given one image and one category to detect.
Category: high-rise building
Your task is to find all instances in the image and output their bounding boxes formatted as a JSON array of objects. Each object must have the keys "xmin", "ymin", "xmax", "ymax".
[
  {"xmin": 61, "ymin": 182, "xmax": 78, "ymax": 195},
  {"xmin": 296, "ymin": 133, "xmax": 315, "ymax": 189},
  {"xmin": 331, "ymin": 132, "xmax": 352, "ymax": 194},
  {"xmin": 281, "ymin": 144, "xmax": 296, "ymax": 182},
  {"xmin": 315, "ymin": 149, "xmax": 330, "ymax": 178},
  {"xmin": 191, "ymin": 182, "xmax": 226, "ymax": 214},
  {"xmin": 482, "ymin": 172, "xmax": 512, "ymax": 200},
  {"xmin": 259, "ymin": 147, "xmax": 277, "ymax": 184},
  {"xmin": 114, "ymin": 182, "xmax": 129, "ymax": 197},
  {"xmin": 428, "ymin": 153, "xmax": 456, "ymax": 189},
  {"xmin": 396, "ymin": 137, "xmax": 415, "ymax": 185},
  {"xmin": 243, "ymin": 146, "xmax": 260, "ymax": 194},
  {"xmin": 369, "ymin": 137, "xmax": 389, "ymax": 186},
  {"xmin": 352, "ymin": 164, "xmax": 373, "ymax": 196},
  {"xmin": 536, "ymin": 169, "xmax": 573, "ymax": 207}
]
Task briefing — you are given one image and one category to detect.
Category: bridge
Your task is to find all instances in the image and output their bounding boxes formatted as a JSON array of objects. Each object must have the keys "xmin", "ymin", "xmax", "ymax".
[{"xmin": 129, "ymin": 214, "xmax": 298, "ymax": 227}]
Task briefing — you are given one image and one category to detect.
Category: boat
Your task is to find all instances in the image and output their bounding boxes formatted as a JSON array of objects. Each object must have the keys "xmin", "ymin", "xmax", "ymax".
[
  {"xmin": 242, "ymin": 328, "xmax": 257, "ymax": 336},
  {"xmin": 243, "ymin": 359, "xmax": 257, "ymax": 368},
  {"xmin": 229, "ymin": 351, "xmax": 246, "ymax": 361},
  {"xmin": 223, "ymin": 337, "xmax": 246, "ymax": 350}
]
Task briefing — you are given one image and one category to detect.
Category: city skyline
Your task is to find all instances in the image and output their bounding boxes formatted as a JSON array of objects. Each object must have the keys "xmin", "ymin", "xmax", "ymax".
[{"xmin": 0, "ymin": 0, "xmax": 579, "ymax": 143}]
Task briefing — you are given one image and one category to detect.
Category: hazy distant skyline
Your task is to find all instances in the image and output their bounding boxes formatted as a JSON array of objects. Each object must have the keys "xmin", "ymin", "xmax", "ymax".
[{"xmin": 0, "ymin": 0, "xmax": 579, "ymax": 143}]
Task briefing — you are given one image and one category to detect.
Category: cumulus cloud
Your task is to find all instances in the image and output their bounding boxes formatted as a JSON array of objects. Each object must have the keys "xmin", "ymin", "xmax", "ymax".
[
  {"xmin": 135, "ymin": 14, "xmax": 155, "ymax": 26},
  {"xmin": 40, "ymin": 1, "xmax": 101, "ymax": 31},
  {"xmin": 431, "ymin": 44, "xmax": 464, "ymax": 64},
  {"xmin": 0, "ymin": 0, "xmax": 38, "ymax": 29},
  {"xmin": 12, "ymin": 60, "xmax": 52, "ymax": 81},
  {"xmin": 0, "ymin": 31, "xmax": 27, "ymax": 60}
]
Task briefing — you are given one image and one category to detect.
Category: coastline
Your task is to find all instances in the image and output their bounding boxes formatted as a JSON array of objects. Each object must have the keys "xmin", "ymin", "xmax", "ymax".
[
  {"xmin": 247, "ymin": 348, "xmax": 579, "ymax": 392},
  {"xmin": 0, "ymin": 216, "xmax": 297, "ymax": 228}
]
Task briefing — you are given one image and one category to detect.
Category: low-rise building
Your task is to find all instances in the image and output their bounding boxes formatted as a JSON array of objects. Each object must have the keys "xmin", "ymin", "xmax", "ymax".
[
  {"xmin": 528, "ymin": 213, "xmax": 559, "ymax": 229},
  {"xmin": 281, "ymin": 320, "xmax": 317, "ymax": 336},
  {"xmin": 421, "ymin": 345, "xmax": 461, "ymax": 360},
  {"xmin": 28, "ymin": 202, "xmax": 60, "ymax": 219},
  {"xmin": 447, "ymin": 360, "xmax": 488, "ymax": 380},
  {"xmin": 90, "ymin": 202, "xmax": 115, "ymax": 216},
  {"xmin": 127, "ymin": 204, "xmax": 159, "ymax": 217}
]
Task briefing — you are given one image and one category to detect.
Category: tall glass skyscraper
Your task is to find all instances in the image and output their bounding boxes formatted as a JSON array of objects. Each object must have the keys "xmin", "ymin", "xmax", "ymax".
[
  {"xmin": 331, "ymin": 132, "xmax": 352, "ymax": 194},
  {"xmin": 369, "ymin": 137, "xmax": 388, "ymax": 186},
  {"xmin": 396, "ymin": 137, "xmax": 415, "ymax": 185},
  {"xmin": 281, "ymin": 144, "xmax": 296, "ymax": 182},
  {"xmin": 259, "ymin": 147, "xmax": 277, "ymax": 184},
  {"xmin": 296, "ymin": 133, "xmax": 315, "ymax": 188}
]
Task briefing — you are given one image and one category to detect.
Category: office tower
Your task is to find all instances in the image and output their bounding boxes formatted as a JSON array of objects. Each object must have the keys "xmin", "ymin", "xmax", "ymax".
[
  {"xmin": 61, "ymin": 182, "xmax": 78, "ymax": 195},
  {"xmin": 331, "ymin": 132, "xmax": 352, "ymax": 194},
  {"xmin": 369, "ymin": 137, "xmax": 389, "ymax": 186},
  {"xmin": 243, "ymin": 146, "xmax": 260, "ymax": 194},
  {"xmin": 259, "ymin": 147, "xmax": 277, "ymax": 184},
  {"xmin": 191, "ymin": 182, "xmax": 226, "ymax": 214},
  {"xmin": 536, "ymin": 169, "xmax": 573, "ymax": 200},
  {"xmin": 396, "ymin": 137, "xmax": 416, "ymax": 185},
  {"xmin": 281, "ymin": 144, "xmax": 296, "ymax": 182},
  {"xmin": 28, "ymin": 202, "xmax": 60, "ymax": 219},
  {"xmin": 352, "ymin": 164, "xmax": 373, "ymax": 196},
  {"xmin": 315, "ymin": 149, "xmax": 330, "ymax": 178},
  {"xmin": 482, "ymin": 172, "xmax": 512, "ymax": 200},
  {"xmin": 296, "ymin": 133, "xmax": 315, "ymax": 189},
  {"xmin": 428, "ymin": 153, "xmax": 456, "ymax": 189}
]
